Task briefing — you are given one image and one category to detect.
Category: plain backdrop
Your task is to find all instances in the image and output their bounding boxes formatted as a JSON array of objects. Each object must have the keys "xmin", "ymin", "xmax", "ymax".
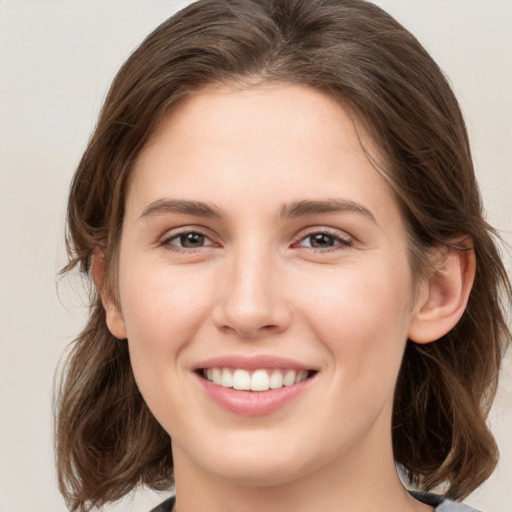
[{"xmin": 0, "ymin": 1, "xmax": 510, "ymax": 511}]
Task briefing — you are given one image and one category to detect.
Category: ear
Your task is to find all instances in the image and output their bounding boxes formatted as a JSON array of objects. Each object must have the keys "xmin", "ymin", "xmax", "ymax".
[
  {"xmin": 408, "ymin": 240, "xmax": 475, "ymax": 344},
  {"xmin": 91, "ymin": 249, "xmax": 127, "ymax": 340}
]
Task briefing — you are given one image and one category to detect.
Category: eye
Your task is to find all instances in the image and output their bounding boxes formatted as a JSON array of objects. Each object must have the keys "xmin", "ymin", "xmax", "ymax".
[
  {"xmin": 296, "ymin": 231, "xmax": 352, "ymax": 250},
  {"xmin": 162, "ymin": 231, "xmax": 215, "ymax": 250}
]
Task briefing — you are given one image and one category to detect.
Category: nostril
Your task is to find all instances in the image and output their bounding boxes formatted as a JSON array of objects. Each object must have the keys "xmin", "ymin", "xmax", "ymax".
[
  {"xmin": 217, "ymin": 323, "xmax": 279, "ymax": 339},
  {"xmin": 211, "ymin": 283, "xmax": 293, "ymax": 339}
]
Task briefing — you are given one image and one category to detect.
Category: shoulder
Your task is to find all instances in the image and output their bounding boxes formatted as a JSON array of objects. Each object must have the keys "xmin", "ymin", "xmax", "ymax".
[
  {"xmin": 150, "ymin": 494, "xmax": 484, "ymax": 511},
  {"xmin": 149, "ymin": 496, "xmax": 175, "ymax": 512},
  {"xmin": 410, "ymin": 492, "xmax": 482, "ymax": 512},
  {"xmin": 435, "ymin": 499, "xmax": 482, "ymax": 512}
]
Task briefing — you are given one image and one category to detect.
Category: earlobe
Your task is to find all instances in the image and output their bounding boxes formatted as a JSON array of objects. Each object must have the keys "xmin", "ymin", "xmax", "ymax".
[
  {"xmin": 408, "ymin": 241, "xmax": 475, "ymax": 344},
  {"xmin": 91, "ymin": 250, "xmax": 127, "ymax": 340}
]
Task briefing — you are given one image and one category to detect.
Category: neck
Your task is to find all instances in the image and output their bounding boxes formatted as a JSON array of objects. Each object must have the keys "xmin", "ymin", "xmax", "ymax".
[{"xmin": 171, "ymin": 425, "xmax": 432, "ymax": 512}]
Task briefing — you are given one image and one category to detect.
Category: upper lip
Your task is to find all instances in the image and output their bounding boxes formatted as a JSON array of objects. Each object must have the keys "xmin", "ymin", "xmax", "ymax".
[{"xmin": 194, "ymin": 355, "xmax": 316, "ymax": 371}]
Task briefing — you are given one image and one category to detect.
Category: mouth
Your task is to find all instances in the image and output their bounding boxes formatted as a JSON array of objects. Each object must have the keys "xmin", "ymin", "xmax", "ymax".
[
  {"xmin": 194, "ymin": 357, "xmax": 318, "ymax": 415},
  {"xmin": 198, "ymin": 367, "xmax": 316, "ymax": 392}
]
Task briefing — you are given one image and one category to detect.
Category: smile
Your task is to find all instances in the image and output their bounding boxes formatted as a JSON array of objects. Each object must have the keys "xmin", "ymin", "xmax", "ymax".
[
  {"xmin": 202, "ymin": 368, "xmax": 312, "ymax": 391},
  {"xmin": 194, "ymin": 356, "xmax": 318, "ymax": 415}
]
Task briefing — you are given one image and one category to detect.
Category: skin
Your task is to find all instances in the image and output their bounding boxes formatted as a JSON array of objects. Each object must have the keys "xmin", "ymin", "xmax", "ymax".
[{"xmin": 97, "ymin": 84, "xmax": 474, "ymax": 512}]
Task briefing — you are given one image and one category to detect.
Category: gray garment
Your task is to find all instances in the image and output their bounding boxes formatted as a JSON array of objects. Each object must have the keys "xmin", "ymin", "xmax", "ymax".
[
  {"xmin": 411, "ymin": 492, "xmax": 482, "ymax": 512},
  {"xmin": 436, "ymin": 499, "xmax": 482, "ymax": 512},
  {"xmin": 150, "ymin": 494, "xmax": 484, "ymax": 511}
]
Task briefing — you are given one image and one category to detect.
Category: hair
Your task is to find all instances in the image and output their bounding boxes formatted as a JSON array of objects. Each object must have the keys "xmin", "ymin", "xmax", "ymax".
[{"xmin": 55, "ymin": 0, "xmax": 511, "ymax": 510}]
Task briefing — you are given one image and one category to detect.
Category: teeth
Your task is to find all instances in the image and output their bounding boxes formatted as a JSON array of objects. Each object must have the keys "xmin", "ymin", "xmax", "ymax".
[
  {"xmin": 250, "ymin": 369, "xmax": 269, "ymax": 391},
  {"xmin": 269, "ymin": 369, "xmax": 283, "ymax": 389},
  {"xmin": 283, "ymin": 370, "xmax": 295, "ymax": 386},
  {"xmin": 295, "ymin": 370, "xmax": 308, "ymax": 384},
  {"xmin": 203, "ymin": 368, "xmax": 311, "ymax": 391},
  {"xmin": 232, "ymin": 369, "xmax": 251, "ymax": 390},
  {"xmin": 212, "ymin": 368, "xmax": 222, "ymax": 384},
  {"xmin": 221, "ymin": 368, "xmax": 233, "ymax": 387}
]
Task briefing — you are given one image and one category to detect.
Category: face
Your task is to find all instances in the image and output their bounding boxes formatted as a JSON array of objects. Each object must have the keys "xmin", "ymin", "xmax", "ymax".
[{"xmin": 107, "ymin": 84, "xmax": 425, "ymax": 487}]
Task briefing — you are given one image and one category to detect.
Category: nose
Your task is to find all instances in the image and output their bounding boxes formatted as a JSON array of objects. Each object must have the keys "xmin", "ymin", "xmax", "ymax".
[{"xmin": 212, "ymin": 248, "xmax": 292, "ymax": 339}]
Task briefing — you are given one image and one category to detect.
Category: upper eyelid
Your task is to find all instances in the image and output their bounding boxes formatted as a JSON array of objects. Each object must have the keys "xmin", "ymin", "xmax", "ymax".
[
  {"xmin": 166, "ymin": 231, "xmax": 212, "ymax": 242},
  {"xmin": 293, "ymin": 226, "xmax": 353, "ymax": 242},
  {"xmin": 160, "ymin": 225, "xmax": 214, "ymax": 241},
  {"xmin": 158, "ymin": 228, "xmax": 218, "ymax": 251},
  {"xmin": 157, "ymin": 225, "xmax": 353, "ymax": 246}
]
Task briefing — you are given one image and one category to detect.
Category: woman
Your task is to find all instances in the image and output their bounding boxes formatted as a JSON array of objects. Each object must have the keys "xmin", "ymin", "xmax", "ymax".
[{"xmin": 55, "ymin": 1, "xmax": 511, "ymax": 511}]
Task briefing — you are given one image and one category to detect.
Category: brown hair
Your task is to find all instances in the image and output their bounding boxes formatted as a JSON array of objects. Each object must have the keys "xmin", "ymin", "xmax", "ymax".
[{"xmin": 55, "ymin": 0, "xmax": 512, "ymax": 510}]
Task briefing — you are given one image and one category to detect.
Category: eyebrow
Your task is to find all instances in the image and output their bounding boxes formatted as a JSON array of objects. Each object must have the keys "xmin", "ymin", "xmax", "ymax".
[
  {"xmin": 280, "ymin": 198, "xmax": 377, "ymax": 224},
  {"xmin": 139, "ymin": 197, "xmax": 377, "ymax": 224},
  {"xmin": 140, "ymin": 199, "xmax": 223, "ymax": 219}
]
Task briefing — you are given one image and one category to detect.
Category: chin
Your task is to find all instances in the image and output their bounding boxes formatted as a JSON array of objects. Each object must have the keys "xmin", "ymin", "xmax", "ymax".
[
  {"xmin": 207, "ymin": 455, "xmax": 310, "ymax": 488},
  {"xmin": 184, "ymin": 432, "xmax": 315, "ymax": 487}
]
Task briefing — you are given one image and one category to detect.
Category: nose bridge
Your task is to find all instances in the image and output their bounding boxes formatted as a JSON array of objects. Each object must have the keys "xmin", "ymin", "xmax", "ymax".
[{"xmin": 214, "ymin": 239, "xmax": 290, "ymax": 338}]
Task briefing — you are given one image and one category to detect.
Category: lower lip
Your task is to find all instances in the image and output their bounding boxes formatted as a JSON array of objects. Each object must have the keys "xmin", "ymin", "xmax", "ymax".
[{"xmin": 195, "ymin": 373, "xmax": 315, "ymax": 416}]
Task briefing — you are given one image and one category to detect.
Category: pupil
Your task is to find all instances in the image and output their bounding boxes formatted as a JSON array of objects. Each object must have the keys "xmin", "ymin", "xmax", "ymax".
[
  {"xmin": 181, "ymin": 232, "xmax": 204, "ymax": 248},
  {"xmin": 311, "ymin": 233, "xmax": 334, "ymax": 248}
]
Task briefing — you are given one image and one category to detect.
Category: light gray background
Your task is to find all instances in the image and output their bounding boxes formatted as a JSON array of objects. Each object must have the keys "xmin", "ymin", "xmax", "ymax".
[{"xmin": 0, "ymin": 1, "xmax": 510, "ymax": 511}]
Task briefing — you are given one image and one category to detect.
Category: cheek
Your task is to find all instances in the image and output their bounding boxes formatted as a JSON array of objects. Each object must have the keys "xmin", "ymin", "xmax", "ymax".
[
  {"xmin": 302, "ymin": 258, "xmax": 411, "ymax": 327},
  {"xmin": 297, "ymin": 259, "xmax": 413, "ymax": 378},
  {"xmin": 118, "ymin": 263, "xmax": 215, "ymax": 397},
  {"xmin": 121, "ymin": 263, "xmax": 208, "ymax": 339},
  {"xmin": 118, "ymin": 266, "xmax": 216, "ymax": 426}
]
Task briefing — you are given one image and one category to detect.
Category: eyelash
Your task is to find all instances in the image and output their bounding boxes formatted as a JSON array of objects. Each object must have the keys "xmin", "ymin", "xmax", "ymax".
[
  {"xmin": 159, "ymin": 228, "xmax": 353, "ymax": 254},
  {"xmin": 160, "ymin": 229, "xmax": 216, "ymax": 253},
  {"xmin": 294, "ymin": 230, "xmax": 353, "ymax": 252}
]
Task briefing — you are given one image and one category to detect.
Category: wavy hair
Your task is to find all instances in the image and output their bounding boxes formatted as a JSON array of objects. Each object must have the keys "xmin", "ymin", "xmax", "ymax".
[{"xmin": 55, "ymin": 0, "xmax": 511, "ymax": 510}]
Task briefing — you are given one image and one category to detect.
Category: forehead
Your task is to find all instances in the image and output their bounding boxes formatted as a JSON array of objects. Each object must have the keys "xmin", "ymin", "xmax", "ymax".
[
  {"xmin": 144, "ymin": 83, "xmax": 374, "ymax": 157},
  {"xmin": 127, "ymin": 83, "xmax": 399, "ymax": 227}
]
